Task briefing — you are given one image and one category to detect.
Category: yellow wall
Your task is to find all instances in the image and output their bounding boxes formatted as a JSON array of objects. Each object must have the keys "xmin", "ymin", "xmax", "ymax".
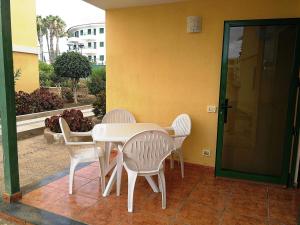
[
  {"xmin": 13, "ymin": 53, "xmax": 39, "ymax": 92},
  {"xmin": 11, "ymin": 0, "xmax": 39, "ymax": 92},
  {"xmin": 106, "ymin": 0, "xmax": 300, "ymax": 167}
]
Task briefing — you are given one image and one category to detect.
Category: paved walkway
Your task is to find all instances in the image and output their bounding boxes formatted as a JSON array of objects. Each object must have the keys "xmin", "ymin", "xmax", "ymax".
[
  {"xmin": 0, "ymin": 135, "xmax": 70, "ymax": 192},
  {"xmin": 21, "ymin": 162, "xmax": 300, "ymax": 225},
  {"xmin": 0, "ymin": 218, "xmax": 17, "ymax": 225}
]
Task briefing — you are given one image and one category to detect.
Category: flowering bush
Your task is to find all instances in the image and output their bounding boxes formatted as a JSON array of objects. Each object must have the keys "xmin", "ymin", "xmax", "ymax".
[
  {"xmin": 31, "ymin": 88, "xmax": 64, "ymax": 113},
  {"xmin": 15, "ymin": 91, "xmax": 34, "ymax": 115},
  {"xmin": 15, "ymin": 88, "xmax": 64, "ymax": 115},
  {"xmin": 45, "ymin": 109, "xmax": 94, "ymax": 133}
]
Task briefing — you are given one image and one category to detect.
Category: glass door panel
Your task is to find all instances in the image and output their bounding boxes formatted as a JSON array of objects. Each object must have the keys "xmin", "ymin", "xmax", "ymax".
[{"xmin": 217, "ymin": 20, "xmax": 300, "ymax": 183}]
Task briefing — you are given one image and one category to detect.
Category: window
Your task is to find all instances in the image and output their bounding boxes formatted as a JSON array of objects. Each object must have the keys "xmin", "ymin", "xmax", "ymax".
[
  {"xmin": 94, "ymin": 42, "xmax": 97, "ymax": 49},
  {"xmin": 94, "ymin": 29, "xmax": 96, "ymax": 35},
  {"xmin": 100, "ymin": 55, "xmax": 104, "ymax": 61},
  {"xmin": 93, "ymin": 56, "xmax": 96, "ymax": 62},
  {"xmin": 88, "ymin": 29, "xmax": 91, "ymax": 35},
  {"xmin": 88, "ymin": 42, "xmax": 92, "ymax": 48},
  {"xmin": 80, "ymin": 30, "xmax": 83, "ymax": 35},
  {"xmin": 99, "ymin": 28, "xmax": 104, "ymax": 34},
  {"xmin": 100, "ymin": 42, "xmax": 104, "ymax": 47},
  {"xmin": 75, "ymin": 31, "xmax": 79, "ymax": 37},
  {"xmin": 88, "ymin": 56, "xmax": 92, "ymax": 61}
]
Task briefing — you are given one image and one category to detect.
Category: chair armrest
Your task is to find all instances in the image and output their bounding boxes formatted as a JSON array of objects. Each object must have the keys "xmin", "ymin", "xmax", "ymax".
[
  {"xmin": 70, "ymin": 131, "xmax": 92, "ymax": 137},
  {"xmin": 171, "ymin": 134, "xmax": 189, "ymax": 138},
  {"xmin": 163, "ymin": 127, "xmax": 173, "ymax": 131},
  {"xmin": 118, "ymin": 145, "xmax": 123, "ymax": 152}
]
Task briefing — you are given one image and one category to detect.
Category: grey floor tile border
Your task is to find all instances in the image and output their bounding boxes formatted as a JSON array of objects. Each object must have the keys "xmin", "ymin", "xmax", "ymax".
[
  {"xmin": 21, "ymin": 162, "xmax": 92, "ymax": 194},
  {"xmin": 0, "ymin": 162, "xmax": 93, "ymax": 225},
  {"xmin": 0, "ymin": 202, "xmax": 87, "ymax": 225}
]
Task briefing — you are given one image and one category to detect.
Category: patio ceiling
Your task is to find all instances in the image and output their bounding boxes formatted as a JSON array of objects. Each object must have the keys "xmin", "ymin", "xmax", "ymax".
[{"xmin": 84, "ymin": 0, "xmax": 186, "ymax": 9}]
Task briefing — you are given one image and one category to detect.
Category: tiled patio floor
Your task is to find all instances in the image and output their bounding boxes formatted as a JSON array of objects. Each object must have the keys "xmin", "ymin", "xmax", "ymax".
[{"xmin": 20, "ymin": 162, "xmax": 299, "ymax": 225}]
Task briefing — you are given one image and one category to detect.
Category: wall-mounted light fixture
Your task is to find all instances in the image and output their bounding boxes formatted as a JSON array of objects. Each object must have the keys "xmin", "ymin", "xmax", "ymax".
[{"xmin": 187, "ymin": 16, "xmax": 202, "ymax": 33}]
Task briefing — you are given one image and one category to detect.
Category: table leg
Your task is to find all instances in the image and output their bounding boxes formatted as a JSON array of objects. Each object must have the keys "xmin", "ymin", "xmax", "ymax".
[
  {"xmin": 145, "ymin": 176, "xmax": 159, "ymax": 193},
  {"xmin": 104, "ymin": 142, "xmax": 111, "ymax": 174},
  {"xmin": 103, "ymin": 166, "xmax": 117, "ymax": 197}
]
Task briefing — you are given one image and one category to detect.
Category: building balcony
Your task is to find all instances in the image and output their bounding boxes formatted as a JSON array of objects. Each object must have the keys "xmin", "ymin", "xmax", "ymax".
[
  {"xmin": 81, "ymin": 35, "xmax": 97, "ymax": 41},
  {"xmin": 81, "ymin": 48, "xmax": 97, "ymax": 55},
  {"xmin": 67, "ymin": 37, "xmax": 81, "ymax": 44}
]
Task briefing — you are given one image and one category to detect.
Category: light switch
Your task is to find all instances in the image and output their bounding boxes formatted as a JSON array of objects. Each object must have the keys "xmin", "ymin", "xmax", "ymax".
[{"xmin": 207, "ymin": 105, "xmax": 217, "ymax": 113}]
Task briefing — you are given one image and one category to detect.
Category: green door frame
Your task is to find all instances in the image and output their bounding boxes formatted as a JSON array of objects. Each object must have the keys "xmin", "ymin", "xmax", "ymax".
[
  {"xmin": 0, "ymin": 0, "xmax": 21, "ymax": 200},
  {"xmin": 290, "ymin": 73, "xmax": 300, "ymax": 187},
  {"xmin": 215, "ymin": 18, "xmax": 300, "ymax": 185}
]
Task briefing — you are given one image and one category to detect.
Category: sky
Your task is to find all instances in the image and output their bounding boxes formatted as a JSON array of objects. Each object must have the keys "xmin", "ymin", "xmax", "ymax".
[
  {"xmin": 36, "ymin": 0, "xmax": 105, "ymax": 55},
  {"xmin": 229, "ymin": 27, "xmax": 243, "ymax": 59},
  {"xmin": 36, "ymin": 0, "xmax": 105, "ymax": 28}
]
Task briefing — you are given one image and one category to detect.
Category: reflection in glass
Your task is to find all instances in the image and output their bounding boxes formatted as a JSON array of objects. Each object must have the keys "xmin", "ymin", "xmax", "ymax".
[{"xmin": 222, "ymin": 25, "xmax": 297, "ymax": 176}]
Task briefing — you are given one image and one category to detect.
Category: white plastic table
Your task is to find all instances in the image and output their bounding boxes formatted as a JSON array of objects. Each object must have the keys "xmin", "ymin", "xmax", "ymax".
[{"xmin": 92, "ymin": 123, "xmax": 166, "ymax": 197}]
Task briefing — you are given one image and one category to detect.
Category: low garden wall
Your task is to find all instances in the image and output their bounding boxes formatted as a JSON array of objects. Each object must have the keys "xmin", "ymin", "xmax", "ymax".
[{"xmin": 44, "ymin": 87, "xmax": 89, "ymax": 98}]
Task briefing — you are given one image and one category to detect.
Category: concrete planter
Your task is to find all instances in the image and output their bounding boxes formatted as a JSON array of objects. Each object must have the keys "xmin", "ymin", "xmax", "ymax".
[{"xmin": 44, "ymin": 128, "xmax": 93, "ymax": 144}]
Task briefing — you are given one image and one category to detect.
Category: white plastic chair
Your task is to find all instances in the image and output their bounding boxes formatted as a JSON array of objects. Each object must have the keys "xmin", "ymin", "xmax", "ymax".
[
  {"xmin": 59, "ymin": 118, "xmax": 106, "ymax": 194},
  {"xmin": 102, "ymin": 109, "xmax": 136, "ymax": 124},
  {"xmin": 165, "ymin": 114, "xmax": 191, "ymax": 178},
  {"xmin": 120, "ymin": 130, "xmax": 175, "ymax": 212},
  {"xmin": 101, "ymin": 109, "xmax": 136, "ymax": 195}
]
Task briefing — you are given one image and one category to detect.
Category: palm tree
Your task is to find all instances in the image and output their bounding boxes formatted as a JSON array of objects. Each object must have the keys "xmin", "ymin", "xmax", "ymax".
[
  {"xmin": 54, "ymin": 18, "xmax": 67, "ymax": 57},
  {"xmin": 36, "ymin": 16, "xmax": 47, "ymax": 61},
  {"xmin": 44, "ymin": 15, "xmax": 56, "ymax": 63},
  {"xmin": 44, "ymin": 16, "xmax": 67, "ymax": 63},
  {"xmin": 43, "ymin": 18, "xmax": 50, "ymax": 62}
]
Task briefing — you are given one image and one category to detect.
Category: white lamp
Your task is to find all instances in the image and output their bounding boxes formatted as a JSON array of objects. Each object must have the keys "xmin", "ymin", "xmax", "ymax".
[{"xmin": 187, "ymin": 16, "xmax": 202, "ymax": 33}]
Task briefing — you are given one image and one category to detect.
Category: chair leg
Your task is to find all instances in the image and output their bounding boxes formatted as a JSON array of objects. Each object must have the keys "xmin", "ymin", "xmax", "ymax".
[
  {"xmin": 170, "ymin": 153, "xmax": 174, "ymax": 169},
  {"xmin": 127, "ymin": 170, "xmax": 137, "ymax": 213},
  {"xmin": 145, "ymin": 176, "xmax": 159, "ymax": 193},
  {"xmin": 69, "ymin": 158, "xmax": 79, "ymax": 194},
  {"xmin": 99, "ymin": 156, "xmax": 106, "ymax": 194},
  {"xmin": 177, "ymin": 149, "xmax": 184, "ymax": 178},
  {"xmin": 116, "ymin": 152, "xmax": 123, "ymax": 196},
  {"xmin": 158, "ymin": 169, "xmax": 166, "ymax": 209}
]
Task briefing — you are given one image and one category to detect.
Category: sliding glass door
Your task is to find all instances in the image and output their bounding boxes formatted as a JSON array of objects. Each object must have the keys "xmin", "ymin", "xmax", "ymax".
[{"xmin": 216, "ymin": 19, "xmax": 300, "ymax": 184}]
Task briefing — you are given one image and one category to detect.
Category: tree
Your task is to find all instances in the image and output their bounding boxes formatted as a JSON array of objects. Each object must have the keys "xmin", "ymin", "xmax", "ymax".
[
  {"xmin": 43, "ymin": 15, "xmax": 66, "ymax": 63},
  {"xmin": 54, "ymin": 52, "xmax": 92, "ymax": 104},
  {"xmin": 36, "ymin": 16, "xmax": 47, "ymax": 61},
  {"xmin": 54, "ymin": 18, "xmax": 66, "ymax": 57}
]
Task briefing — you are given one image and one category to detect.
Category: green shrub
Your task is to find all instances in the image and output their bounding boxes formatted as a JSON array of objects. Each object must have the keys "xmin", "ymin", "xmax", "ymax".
[
  {"xmin": 14, "ymin": 69, "xmax": 21, "ymax": 85},
  {"xmin": 62, "ymin": 88, "xmax": 74, "ymax": 102},
  {"xmin": 39, "ymin": 61, "xmax": 67, "ymax": 87},
  {"xmin": 39, "ymin": 61, "xmax": 55, "ymax": 87},
  {"xmin": 92, "ymin": 91, "xmax": 106, "ymax": 119},
  {"xmin": 45, "ymin": 109, "xmax": 94, "ymax": 133},
  {"xmin": 87, "ymin": 66, "xmax": 106, "ymax": 96}
]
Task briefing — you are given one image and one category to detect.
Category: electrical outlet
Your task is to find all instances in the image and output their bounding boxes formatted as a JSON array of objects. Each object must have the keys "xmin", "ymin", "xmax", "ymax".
[
  {"xmin": 207, "ymin": 105, "xmax": 217, "ymax": 113},
  {"xmin": 202, "ymin": 149, "xmax": 211, "ymax": 157}
]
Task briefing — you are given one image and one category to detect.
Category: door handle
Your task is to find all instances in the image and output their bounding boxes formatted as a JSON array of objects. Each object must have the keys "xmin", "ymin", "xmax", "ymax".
[{"xmin": 221, "ymin": 98, "xmax": 232, "ymax": 123}]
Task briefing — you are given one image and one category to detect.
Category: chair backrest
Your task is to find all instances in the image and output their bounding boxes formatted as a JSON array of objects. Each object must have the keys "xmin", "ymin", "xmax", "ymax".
[
  {"xmin": 59, "ymin": 117, "xmax": 72, "ymax": 144},
  {"xmin": 172, "ymin": 114, "xmax": 191, "ymax": 136},
  {"xmin": 122, "ymin": 130, "xmax": 174, "ymax": 172},
  {"xmin": 171, "ymin": 114, "xmax": 191, "ymax": 147},
  {"xmin": 102, "ymin": 109, "xmax": 136, "ymax": 124}
]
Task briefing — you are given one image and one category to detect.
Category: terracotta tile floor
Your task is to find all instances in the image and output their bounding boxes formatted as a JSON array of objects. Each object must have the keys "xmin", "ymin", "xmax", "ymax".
[{"xmin": 20, "ymin": 162, "xmax": 300, "ymax": 225}]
